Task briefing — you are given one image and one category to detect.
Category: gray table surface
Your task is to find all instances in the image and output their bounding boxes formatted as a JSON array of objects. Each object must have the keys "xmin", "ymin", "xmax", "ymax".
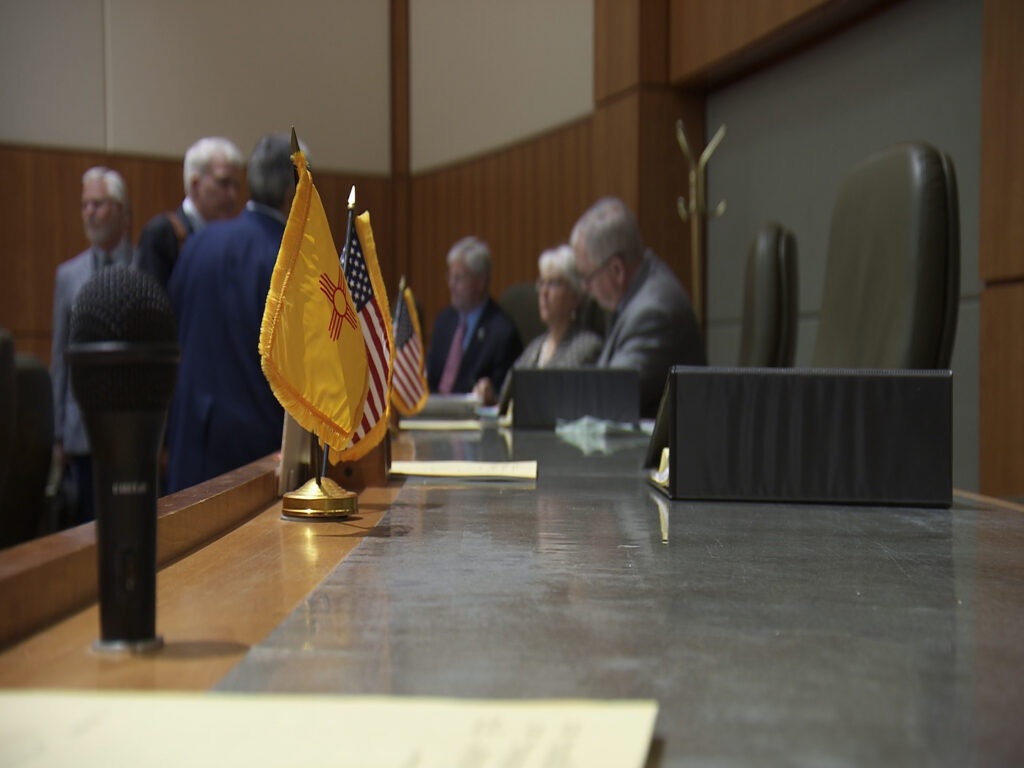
[{"xmin": 219, "ymin": 426, "xmax": 1024, "ymax": 766}]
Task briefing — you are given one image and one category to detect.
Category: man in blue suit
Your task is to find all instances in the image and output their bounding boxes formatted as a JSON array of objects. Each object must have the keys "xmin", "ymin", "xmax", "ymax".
[
  {"xmin": 164, "ymin": 133, "xmax": 295, "ymax": 494},
  {"xmin": 426, "ymin": 236, "xmax": 522, "ymax": 398}
]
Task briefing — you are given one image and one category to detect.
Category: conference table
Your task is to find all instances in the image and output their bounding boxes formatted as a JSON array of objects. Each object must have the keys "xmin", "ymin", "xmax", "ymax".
[{"xmin": 1, "ymin": 419, "xmax": 1023, "ymax": 765}]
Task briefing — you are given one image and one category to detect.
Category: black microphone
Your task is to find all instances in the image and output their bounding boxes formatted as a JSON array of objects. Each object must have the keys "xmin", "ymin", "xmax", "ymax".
[{"xmin": 67, "ymin": 265, "xmax": 179, "ymax": 653}]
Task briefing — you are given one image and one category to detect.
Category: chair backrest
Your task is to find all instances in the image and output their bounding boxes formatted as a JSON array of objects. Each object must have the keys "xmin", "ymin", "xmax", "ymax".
[
  {"xmin": 499, "ymin": 281, "xmax": 610, "ymax": 348},
  {"xmin": 738, "ymin": 222, "xmax": 798, "ymax": 367},
  {"xmin": 498, "ymin": 282, "xmax": 545, "ymax": 347},
  {"xmin": 0, "ymin": 354, "xmax": 54, "ymax": 548},
  {"xmin": 0, "ymin": 329, "xmax": 14, "ymax": 496},
  {"xmin": 812, "ymin": 142, "xmax": 960, "ymax": 369}
]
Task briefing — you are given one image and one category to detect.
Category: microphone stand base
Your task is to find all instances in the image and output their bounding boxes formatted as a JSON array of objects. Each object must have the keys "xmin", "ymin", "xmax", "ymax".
[
  {"xmin": 92, "ymin": 636, "xmax": 164, "ymax": 655},
  {"xmin": 281, "ymin": 476, "xmax": 357, "ymax": 520}
]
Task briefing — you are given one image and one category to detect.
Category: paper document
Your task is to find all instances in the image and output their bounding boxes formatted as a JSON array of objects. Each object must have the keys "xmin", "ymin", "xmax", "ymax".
[
  {"xmin": 399, "ymin": 419, "xmax": 482, "ymax": 431},
  {"xmin": 0, "ymin": 691, "xmax": 657, "ymax": 768},
  {"xmin": 391, "ymin": 460, "xmax": 537, "ymax": 480}
]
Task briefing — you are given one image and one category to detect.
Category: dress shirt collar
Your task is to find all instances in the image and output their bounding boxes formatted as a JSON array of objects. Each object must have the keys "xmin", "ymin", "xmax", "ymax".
[
  {"xmin": 182, "ymin": 196, "xmax": 204, "ymax": 232},
  {"xmin": 91, "ymin": 237, "xmax": 134, "ymax": 271},
  {"xmin": 246, "ymin": 200, "xmax": 288, "ymax": 225}
]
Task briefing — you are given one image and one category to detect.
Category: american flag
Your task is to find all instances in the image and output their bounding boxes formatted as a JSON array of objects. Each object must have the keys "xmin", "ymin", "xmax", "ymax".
[
  {"xmin": 338, "ymin": 213, "xmax": 392, "ymax": 459},
  {"xmin": 391, "ymin": 284, "xmax": 427, "ymax": 415}
]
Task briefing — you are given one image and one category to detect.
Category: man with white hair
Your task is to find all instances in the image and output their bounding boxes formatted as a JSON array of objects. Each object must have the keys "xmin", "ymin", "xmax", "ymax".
[
  {"xmin": 572, "ymin": 196, "xmax": 705, "ymax": 417},
  {"xmin": 136, "ymin": 136, "xmax": 243, "ymax": 287},
  {"xmin": 51, "ymin": 166, "xmax": 134, "ymax": 523},
  {"xmin": 426, "ymin": 236, "xmax": 522, "ymax": 397}
]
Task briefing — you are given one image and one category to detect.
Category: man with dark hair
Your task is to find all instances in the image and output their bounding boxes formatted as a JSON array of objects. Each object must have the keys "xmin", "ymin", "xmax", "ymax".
[
  {"xmin": 164, "ymin": 133, "xmax": 297, "ymax": 493},
  {"xmin": 136, "ymin": 137, "xmax": 243, "ymax": 288}
]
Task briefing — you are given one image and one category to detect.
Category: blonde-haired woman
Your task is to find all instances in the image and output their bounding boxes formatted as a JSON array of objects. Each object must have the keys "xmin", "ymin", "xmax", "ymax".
[{"xmin": 475, "ymin": 244, "xmax": 603, "ymax": 406}]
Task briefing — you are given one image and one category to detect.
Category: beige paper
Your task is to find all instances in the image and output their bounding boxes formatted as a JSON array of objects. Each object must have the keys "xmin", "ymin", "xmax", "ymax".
[
  {"xmin": 390, "ymin": 460, "xmax": 537, "ymax": 480},
  {"xmin": 399, "ymin": 419, "xmax": 483, "ymax": 431},
  {"xmin": 0, "ymin": 691, "xmax": 657, "ymax": 768}
]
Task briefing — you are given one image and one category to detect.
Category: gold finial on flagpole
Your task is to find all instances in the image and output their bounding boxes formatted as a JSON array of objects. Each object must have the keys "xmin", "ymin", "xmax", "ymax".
[
  {"xmin": 290, "ymin": 126, "xmax": 299, "ymax": 155},
  {"xmin": 398, "ymin": 274, "xmax": 407, "ymax": 293},
  {"xmin": 348, "ymin": 185, "xmax": 356, "ymax": 210}
]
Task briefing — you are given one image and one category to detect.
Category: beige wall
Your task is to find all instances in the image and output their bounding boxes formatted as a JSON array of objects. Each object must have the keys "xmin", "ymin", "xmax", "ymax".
[
  {"xmin": 0, "ymin": 0, "xmax": 593, "ymax": 175},
  {"xmin": 0, "ymin": 0, "xmax": 391, "ymax": 173},
  {"xmin": 409, "ymin": 0, "xmax": 593, "ymax": 173}
]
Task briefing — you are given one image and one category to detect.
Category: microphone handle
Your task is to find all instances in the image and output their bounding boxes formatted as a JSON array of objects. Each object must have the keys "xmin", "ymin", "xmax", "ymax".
[{"xmin": 84, "ymin": 408, "xmax": 166, "ymax": 647}]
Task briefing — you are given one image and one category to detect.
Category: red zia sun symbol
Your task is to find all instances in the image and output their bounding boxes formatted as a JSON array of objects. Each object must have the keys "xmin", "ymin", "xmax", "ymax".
[{"xmin": 319, "ymin": 268, "xmax": 360, "ymax": 340}]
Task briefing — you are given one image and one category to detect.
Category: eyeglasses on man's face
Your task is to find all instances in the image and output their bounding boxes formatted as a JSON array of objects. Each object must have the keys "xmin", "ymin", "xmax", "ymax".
[{"xmin": 580, "ymin": 256, "xmax": 614, "ymax": 287}]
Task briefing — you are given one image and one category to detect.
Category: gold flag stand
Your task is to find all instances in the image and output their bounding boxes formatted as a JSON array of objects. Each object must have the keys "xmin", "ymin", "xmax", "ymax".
[
  {"xmin": 279, "ymin": 133, "xmax": 360, "ymax": 521},
  {"xmin": 281, "ymin": 429, "xmax": 358, "ymax": 520},
  {"xmin": 281, "ymin": 475, "xmax": 358, "ymax": 520}
]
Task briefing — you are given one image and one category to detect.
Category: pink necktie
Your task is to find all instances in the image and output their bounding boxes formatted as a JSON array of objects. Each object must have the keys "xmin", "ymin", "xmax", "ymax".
[{"xmin": 438, "ymin": 317, "xmax": 466, "ymax": 394}]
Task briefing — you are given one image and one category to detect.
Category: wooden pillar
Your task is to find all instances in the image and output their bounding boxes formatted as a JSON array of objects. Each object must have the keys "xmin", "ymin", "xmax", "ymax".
[
  {"xmin": 979, "ymin": 0, "xmax": 1024, "ymax": 496},
  {"xmin": 390, "ymin": 0, "xmax": 411, "ymax": 292},
  {"xmin": 591, "ymin": 0, "xmax": 705, "ymax": 316}
]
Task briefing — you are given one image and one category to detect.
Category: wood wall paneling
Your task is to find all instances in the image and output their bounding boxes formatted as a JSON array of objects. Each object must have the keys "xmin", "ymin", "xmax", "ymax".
[
  {"xmin": 639, "ymin": 88, "xmax": 705, "ymax": 300},
  {"xmin": 409, "ymin": 119, "xmax": 593, "ymax": 342},
  {"xmin": 979, "ymin": 282, "xmax": 1024, "ymax": 496},
  {"xmin": 979, "ymin": 0, "xmax": 1024, "ymax": 282},
  {"xmin": 0, "ymin": 145, "xmax": 182, "ymax": 363},
  {"xmin": 589, "ymin": 88, "xmax": 705, "ymax": 305},
  {"xmin": 978, "ymin": 0, "xmax": 1024, "ymax": 495},
  {"xmin": 1, "ymin": 144, "xmax": 390, "ymax": 366},
  {"xmin": 390, "ymin": 0, "xmax": 411, "ymax": 288},
  {"xmin": 669, "ymin": 0, "xmax": 890, "ymax": 86},
  {"xmin": 594, "ymin": 0, "xmax": 669, "ymax": 101}
]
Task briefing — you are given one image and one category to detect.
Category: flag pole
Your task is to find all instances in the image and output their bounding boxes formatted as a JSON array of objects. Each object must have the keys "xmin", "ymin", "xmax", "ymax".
[
  {"xmin": 278, "ymin": 127, "xmax": 359, "ymax": 521},
  {"xmin": 318, "ymin": 185, "xmax": 357, "ymax": 482}
]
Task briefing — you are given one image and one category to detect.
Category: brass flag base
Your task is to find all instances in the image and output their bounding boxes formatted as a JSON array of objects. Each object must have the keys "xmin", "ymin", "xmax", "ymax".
[{"xmin": 281, "ymin": 476, "xmax": 357, "ymax": 521}]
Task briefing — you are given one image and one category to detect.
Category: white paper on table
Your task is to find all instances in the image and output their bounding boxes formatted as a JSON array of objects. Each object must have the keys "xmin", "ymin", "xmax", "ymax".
[
  {"xmin": 390, "ymin": 459, "xmax": 537, "ymax": 480},
  {"xmin": 0, "ymin": 690, "xmax": 658, "ymax": 768}
]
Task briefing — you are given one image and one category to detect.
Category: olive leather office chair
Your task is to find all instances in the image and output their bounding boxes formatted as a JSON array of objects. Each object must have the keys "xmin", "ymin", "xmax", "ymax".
[
  {"xmin": 499, "ymin": 281, "xmax": 610, "ymax": 348},
  {"xmin": 738, "ymin": 222, "xmax": 798, "ymax": 367},
  {"xmin": 499, "ymin": 282, "xmax": 546, "ymax": 347},
  {"xmin": 812, "ymin": 142, "xmax": 960, "ymax": 369},
  {"xmin": 0, "ymin": 329, "xmax": 14, "ymax": 500},
  {"xmin": 0, "ymin": 353, "xmax": 54, "ymax": 548}
]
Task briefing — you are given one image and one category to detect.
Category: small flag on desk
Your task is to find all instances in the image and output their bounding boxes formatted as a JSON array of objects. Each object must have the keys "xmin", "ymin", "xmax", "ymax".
[
  {"xmin": 259, "ymin": 148, "xmax": 369, "ymax": 451},
  {"xmin": 333, "ymin": 212, "xmax": 393, "ymax": 462},
  {"xmin": 391, "ymin": 282, "xmax": 428, "ymax": 416}
]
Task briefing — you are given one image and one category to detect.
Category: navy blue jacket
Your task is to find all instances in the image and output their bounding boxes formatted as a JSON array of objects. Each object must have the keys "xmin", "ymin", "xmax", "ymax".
[{"xmin": 165, "ymin": 208, "xmax": 284, "ymax": 493}]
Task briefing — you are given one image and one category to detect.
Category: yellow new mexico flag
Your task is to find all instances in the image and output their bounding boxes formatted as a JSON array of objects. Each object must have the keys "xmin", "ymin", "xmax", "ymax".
[{"xmin": 259, "ymin": 150, "xmax": 369, "ymax": 451}]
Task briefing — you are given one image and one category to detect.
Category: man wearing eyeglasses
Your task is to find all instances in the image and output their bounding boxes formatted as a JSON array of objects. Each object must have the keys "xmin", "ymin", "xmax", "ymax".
[
  {"xmin": 571, "ymin": 196, "xmax": 705, "ymax": 417},
  {"xmin": 136, "ymin": 137, "xmax": 243, "ymax": 288}
]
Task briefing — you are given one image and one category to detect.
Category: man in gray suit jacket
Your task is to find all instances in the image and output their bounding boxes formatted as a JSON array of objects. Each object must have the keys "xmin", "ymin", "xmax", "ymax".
[
  {"xmin": 572, "ymin": 196, "xmax": 705, "ymax": 417},
  {"xmin": 51, "ymin": 167, "xmax": 135, "ymax": 523}
]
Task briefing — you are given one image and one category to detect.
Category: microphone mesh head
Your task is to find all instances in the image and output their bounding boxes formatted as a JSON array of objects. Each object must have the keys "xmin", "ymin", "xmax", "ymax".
[{"xmin": 69, "ymin": 266, "xmax": 180, "ymax": 411}]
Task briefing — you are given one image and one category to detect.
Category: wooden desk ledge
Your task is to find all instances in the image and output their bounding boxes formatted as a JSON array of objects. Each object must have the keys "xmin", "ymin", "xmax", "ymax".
[{"xmin": 0, "ymin": 454, "xmax": 402, "ymax": 690}]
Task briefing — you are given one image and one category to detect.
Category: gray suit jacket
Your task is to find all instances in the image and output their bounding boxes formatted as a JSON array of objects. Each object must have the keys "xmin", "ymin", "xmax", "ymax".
[
  {"xmin": 598, "ymin": 251, "xmax": 706, "ymax": 417},
  {"xmin": 51, "ymin": 241, "xmax": 134, "ymax": 455}
]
